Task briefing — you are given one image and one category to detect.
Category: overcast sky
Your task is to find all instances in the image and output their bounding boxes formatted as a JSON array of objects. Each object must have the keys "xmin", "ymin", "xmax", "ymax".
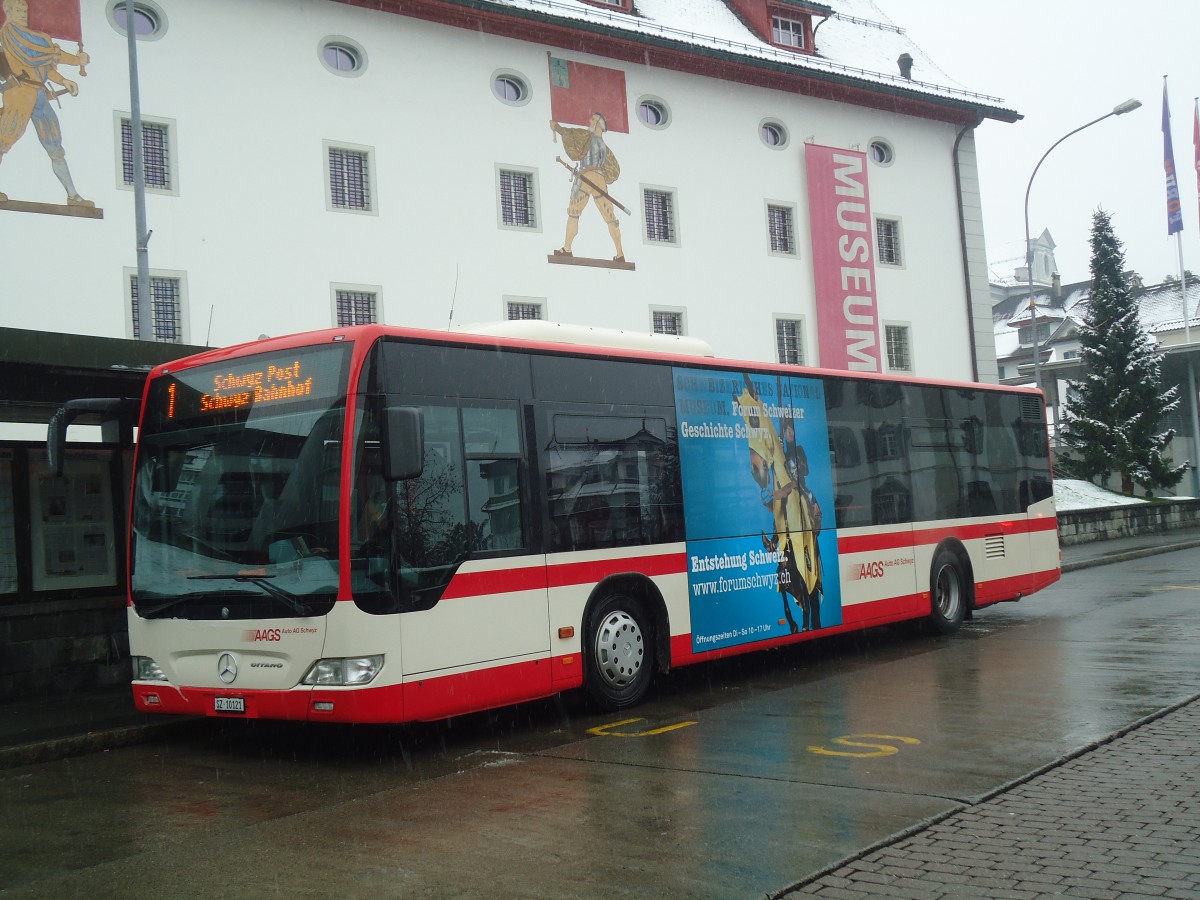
[{"xmin": 875, "ymin": 1, "xmax": 1200, "ymax": 288}]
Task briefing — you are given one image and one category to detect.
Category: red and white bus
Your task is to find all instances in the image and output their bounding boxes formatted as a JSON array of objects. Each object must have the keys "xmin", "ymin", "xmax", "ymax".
[{"xmin": 54, "ymin": 323, "xmax": 1059, "ymax": 723}]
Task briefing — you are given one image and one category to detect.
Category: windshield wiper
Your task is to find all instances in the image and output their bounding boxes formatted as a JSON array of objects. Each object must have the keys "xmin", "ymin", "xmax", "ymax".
[{"xmin": 185, "ymin": 573, "xmax": 312, "ymax": 616}]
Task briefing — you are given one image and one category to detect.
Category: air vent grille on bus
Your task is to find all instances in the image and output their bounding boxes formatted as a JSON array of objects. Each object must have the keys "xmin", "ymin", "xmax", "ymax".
[
  {"xmin": 1020, "ymin": 396, "xmax": 1042, "ymax": 422},
  {"xmin": 984, "ymin": 534, "xmax": 1006, "ymax": 560}
]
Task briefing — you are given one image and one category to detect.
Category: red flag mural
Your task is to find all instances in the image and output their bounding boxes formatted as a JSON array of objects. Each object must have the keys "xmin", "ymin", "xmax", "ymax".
[
  {"xmin": 548, "ymin": 56, "xmax": 628, "ymax": 133},
  {"xmin": 0, "ymin": 0, "xmax": 82, "ymax": 43},
  {"xmin": 805, "ymin": 144, "xmax": 881, "ymax": 372}
]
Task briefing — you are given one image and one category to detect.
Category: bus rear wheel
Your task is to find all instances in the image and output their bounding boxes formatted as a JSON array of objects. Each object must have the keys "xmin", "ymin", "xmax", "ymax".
[
  {"xmin": 585, "ymin": 593, "xmax": 655, "ymax": 710},
  {"xmin": 929, "ymin": 551, "xmax": 966, "ymax": 635}
]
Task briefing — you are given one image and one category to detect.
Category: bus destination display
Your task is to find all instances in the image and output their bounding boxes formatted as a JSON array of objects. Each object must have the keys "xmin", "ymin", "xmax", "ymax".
[{"xmin": 160, "ymin": 345, "xmax": 348, "ymax": 423}]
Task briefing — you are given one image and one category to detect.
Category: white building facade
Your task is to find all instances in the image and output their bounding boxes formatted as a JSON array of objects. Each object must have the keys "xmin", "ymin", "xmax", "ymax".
[{"xmin": 1, "ymin": 0, "xmax": 1016, "ymax": 380}]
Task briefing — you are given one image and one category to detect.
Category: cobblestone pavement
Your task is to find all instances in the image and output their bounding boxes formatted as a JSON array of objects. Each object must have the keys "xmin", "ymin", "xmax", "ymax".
[{"xmin": 781, "ymin": 696, "xmax": 1200, "ymax": 899}]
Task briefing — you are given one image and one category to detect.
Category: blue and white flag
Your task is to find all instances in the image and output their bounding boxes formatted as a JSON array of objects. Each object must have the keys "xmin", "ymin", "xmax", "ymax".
[{"xmin": 1163, "ymin": 79, "xmax": 1185, "ymax": 235}]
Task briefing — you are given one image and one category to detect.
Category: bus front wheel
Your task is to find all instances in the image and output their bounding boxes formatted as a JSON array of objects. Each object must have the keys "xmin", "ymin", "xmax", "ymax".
[
  {"xmin": 584, "ymin": 593, "xmax": 655, "ymax": 710},
  {"xmin": 929, "ymin": 551, "xmax": 966, "ymax": 635}
]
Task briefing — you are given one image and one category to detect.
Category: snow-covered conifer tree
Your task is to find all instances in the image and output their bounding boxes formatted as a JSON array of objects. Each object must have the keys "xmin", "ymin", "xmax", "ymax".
[{"xmin": 1060, "ymin": 209, "xmax": 1186, "ymax": 494}]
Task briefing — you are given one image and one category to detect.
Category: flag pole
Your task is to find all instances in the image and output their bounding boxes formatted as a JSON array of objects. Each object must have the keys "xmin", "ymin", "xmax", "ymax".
[{"xmin": 1164, "ymin": 78, "xmax": 1200, "ymax": 495}]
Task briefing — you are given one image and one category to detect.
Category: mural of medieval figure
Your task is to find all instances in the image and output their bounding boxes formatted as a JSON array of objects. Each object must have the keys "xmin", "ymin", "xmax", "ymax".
[
  {"xmin": 0, "ymin": 0, "xmax": 92, "ymax": 207},
  {"xmin": 550, "ymin": 112, "xmax": 625, "ymax": 262}
]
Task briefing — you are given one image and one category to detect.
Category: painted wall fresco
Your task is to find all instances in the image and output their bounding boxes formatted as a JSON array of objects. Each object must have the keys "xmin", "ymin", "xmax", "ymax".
[
  {"xmin": 0, "ymin": 0, "xmax": 95, "ymax": 212},
  {"xmin": 547, "ymin": 56, "xmax": 633, "ymax": 270}
]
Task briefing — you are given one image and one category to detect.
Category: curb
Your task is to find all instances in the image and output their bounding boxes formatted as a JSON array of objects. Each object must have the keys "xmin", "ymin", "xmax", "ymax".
[
  {"xmin": 0, "ymin": 718, "xmax": 204, "ymax": 770},
  {"xmin": 1060, "ymin": 536, "xmax": 1200, "ymax": 573}
]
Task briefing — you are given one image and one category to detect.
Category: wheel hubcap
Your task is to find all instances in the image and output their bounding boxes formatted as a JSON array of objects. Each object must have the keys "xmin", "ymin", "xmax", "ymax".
[
  {"xmin": 595, "ymin": 610, "xmax": 644, "ymax": 688},
  {"xmin": 936, "ymin": 565, "xmax": 961, "ymax": 619}
]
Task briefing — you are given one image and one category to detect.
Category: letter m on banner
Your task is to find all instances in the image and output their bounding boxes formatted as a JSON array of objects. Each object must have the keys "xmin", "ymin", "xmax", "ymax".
[
  {"xmin": 548, "ymin": 55, "xmax": 628, "ymax": 133},
  {"xmin": 805, "ymin": 144, "xmax": 881, "ymax": 372},
  {"xmin": 0, "ymin": 0, "xmax": 82, "ymax": 42}
]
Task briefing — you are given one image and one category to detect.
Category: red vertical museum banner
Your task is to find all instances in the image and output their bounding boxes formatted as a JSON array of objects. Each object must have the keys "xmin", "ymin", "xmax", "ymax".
[
  {"xmin": 0, "ymin": 0, "xmax": 82, "ymax": 42},
  {"xmin": 804, "ymin": 144, "xmax": 881, "ymax": 372}
]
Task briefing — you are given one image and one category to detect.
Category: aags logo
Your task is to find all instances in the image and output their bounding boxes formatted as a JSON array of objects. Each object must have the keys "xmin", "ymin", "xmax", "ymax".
[
  {"xmin": 850, "ymin": 561, "xmax": 885, "ymax": 580},
  {"xmin": 241, "ymin": 628, "xmax": 282, "ymax": 642}
]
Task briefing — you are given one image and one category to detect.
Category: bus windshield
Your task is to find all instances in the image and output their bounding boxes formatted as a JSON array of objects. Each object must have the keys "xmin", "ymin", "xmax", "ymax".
[{"xmin": 131, "ymin": 343, "xmax": 352, "ymax": 619}]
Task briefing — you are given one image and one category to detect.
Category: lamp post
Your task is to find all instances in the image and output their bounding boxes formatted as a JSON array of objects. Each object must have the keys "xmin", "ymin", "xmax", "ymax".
[{"xmin": 1024, "ymin": 98, "xmax": 1142, "ymax": 393}]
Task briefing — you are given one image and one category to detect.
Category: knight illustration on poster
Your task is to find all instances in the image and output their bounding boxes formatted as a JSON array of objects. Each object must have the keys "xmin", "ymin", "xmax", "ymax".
[{"xmin": 674, "ymin": 367, "xmax": 842, "ymax": 652}]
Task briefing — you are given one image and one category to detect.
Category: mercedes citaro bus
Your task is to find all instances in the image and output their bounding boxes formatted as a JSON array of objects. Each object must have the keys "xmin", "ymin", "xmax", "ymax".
[{"xmin": 48, "ymin": 322, "xmax": 1059, "ymax": 723}]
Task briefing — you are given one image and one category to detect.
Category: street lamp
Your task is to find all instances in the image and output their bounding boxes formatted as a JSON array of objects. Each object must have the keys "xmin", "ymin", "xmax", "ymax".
[{"xmin": 1024, "ymin": 98, "xmax": 1142, "ymax": 392}]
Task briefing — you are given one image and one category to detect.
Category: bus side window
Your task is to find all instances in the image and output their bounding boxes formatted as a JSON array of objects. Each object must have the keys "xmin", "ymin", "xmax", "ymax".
[
  {"xmin": 544, "ymin": 413, "xmax": 682, "ymax": 552},
  {"xmin": 462, "ymin": 405, "xmax": 524, "ymax": 552}
]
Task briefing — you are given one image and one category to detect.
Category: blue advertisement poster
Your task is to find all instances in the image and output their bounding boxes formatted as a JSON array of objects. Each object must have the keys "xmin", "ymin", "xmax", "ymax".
[{"xmin": 673, "ymin": 367, "xmax": 842, "ymax": 652}]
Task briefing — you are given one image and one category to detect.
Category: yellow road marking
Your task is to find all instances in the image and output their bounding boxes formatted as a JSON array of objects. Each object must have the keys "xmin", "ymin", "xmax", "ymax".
[
  {"xmin": 587, "ymin": 717, "xmax": 699, "ymax": 737},
  {"xmin": 808, "ymin": 733, "xmax": 922, "ymax": 758}
]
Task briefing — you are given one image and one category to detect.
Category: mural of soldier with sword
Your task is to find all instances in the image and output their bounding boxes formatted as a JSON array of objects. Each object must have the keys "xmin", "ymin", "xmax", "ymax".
[
  {"xmin": 550, "ymin": 111, "xmax": 630, "ymax": 263},
  {"xmin": 0, "ymin": 0, "xmax": 92, "ymax": 208}
]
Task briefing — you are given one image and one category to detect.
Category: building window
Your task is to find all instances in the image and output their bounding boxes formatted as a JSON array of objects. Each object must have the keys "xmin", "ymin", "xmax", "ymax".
[
  {"xmin": 767, "ymin": 204, "xmax": 796, "ymax": 255},
  {"xmin": 652, "ymin": 309, "xmax": 684, "ymax": 336},
  {"xmin": 320, "ymin": 37, "xmax": 367, "ymax": 77},
  {"xmin": 335, "ymin": 290, "xmax": 378, "ymax": 326},
  {"xmin": 492, "ymin": 70, "xmax": 531, "ymax": 106},
  {"xmin": 107, "ymin": 0, "xmax": 167, "ymax": 40},
  {"xmin": 326, "ymin": 143, "xmax": 373, "ymax": 213},
  {"xmin": 875, "ymin": 217, "xmax": 903, "ymax": 266},
  {"xmin": 643, "ymin": 188, "xmax": 677, "ymax": 244},
  {"xmin": 775, "ymin": 318, "xmax": 804, "ymax": 365},
  {"xmin": 130, "ymin": 275, "xmax": 184, "ymax": 342},
  {"xmin": 119, "ymin": 117, "xmax": 174, "ymax": 192},
  {"xmin": 885, "ymin": 323, "xmax": 912, "ymax": 372},
  {"xmin": 506, "ymin": 300, "xmax": 544, "ymax": 320},
  {"xmin": 637, "ymin": 97, "xmax": 670, "ymax": 129},
  {"xmin": 760, "ymin": 119, "xmax": 788, "ymax": 149},
  {"xmin": 1018, "ymin": 324, "xmax": 1053, "ymax": 345},
  {"xmin": 869, "ymin": 139, "xmax": 895, "ymax": 166},
  {"xmin": 497, "ymin": 168, "xmax": 538, "ymax": 229},
  {"xmin": 771, "ymin": 15, "xmax": 806, "ymax": 49}
]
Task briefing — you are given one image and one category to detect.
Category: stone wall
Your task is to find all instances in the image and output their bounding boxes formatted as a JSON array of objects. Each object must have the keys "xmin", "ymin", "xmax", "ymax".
[
  {"xmin": 0, "ymin": 595, "xmax": 129, "ymax": 700},
  {"xmin": 1057, "ymin": 498, "xmax": 1200, "ymax": 546}
]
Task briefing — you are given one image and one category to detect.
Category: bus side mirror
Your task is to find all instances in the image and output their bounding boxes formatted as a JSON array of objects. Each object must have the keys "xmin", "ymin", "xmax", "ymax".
[
  {"xmin": 47, "ymin": 406, "xmax": 72, "ymax": 477},
  {"xmin": 382, "ymin": 406, "xmax": 424, "ymax": 481},
  {"xmin": 47, "ymin": 398, "xmax": 133, "ymax": 476}
]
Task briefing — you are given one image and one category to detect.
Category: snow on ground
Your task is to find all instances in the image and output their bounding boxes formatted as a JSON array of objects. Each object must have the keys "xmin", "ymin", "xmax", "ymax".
[{"xmin": 1054, "ymin": 479, "xmax": 1153, "ymax": 511}]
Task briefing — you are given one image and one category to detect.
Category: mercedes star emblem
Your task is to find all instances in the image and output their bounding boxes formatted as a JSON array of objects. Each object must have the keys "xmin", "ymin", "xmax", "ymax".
[{"xmin": 217, "ymin": 652, "xmax": 238, "ymax": 684}]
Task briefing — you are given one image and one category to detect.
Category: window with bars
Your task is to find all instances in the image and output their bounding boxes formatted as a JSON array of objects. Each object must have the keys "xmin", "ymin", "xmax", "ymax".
[
  {"xmin": 885, "ymin": 324, "xmax": 912, "ymax": 372},
  {"xmin": 328, "ymin": 146, "xmax": 372, "ymax": 211},
  {"xmin": 335, "ymin": 290, "xmax": 377, "ymax": 326},
  {"xmin": 775, "ymin": 318, "xmax": 804, "ymax": 365},
  {"xmin": 771, "ymin": 15, "xmax": 805, "ymax": 48},
  {"xmin": 652, "ymin": 310, "xmax": 683, "ymax": 336},
  {"xmin": 121, "ymin": 119, "xmax": 171, "ymax": 190},
  {"xmin": 643, "ymin": 189, "xmax": 677, "ymax": 243},
  {"xmin": 876, "ymin": 217, "xmax": 903, "ymax": 266},
  {"xmin": 130, "ymin": 276, "xmax": 182, "ymax": 342},
  {"xmin": 506, "ymin": 301, "xmax": 543, "ymax": 321},
  {"xmin": 498, "ymin": 169, "xmax": 537, "ymax": 228},
  {"xmin": 767, "ymin": 204, "xmax": 796, "ymax": 255}
]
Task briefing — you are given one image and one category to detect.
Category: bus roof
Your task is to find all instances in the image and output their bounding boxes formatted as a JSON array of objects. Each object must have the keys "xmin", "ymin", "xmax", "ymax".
[{"xmin": 145, "ymin": 324, "xmax": 1044, "ymax": 398}]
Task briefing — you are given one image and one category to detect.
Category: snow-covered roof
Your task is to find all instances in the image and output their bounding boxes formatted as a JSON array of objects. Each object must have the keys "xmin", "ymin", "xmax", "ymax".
[
  {"xmin": 1138, "ymin": 282, "xmax": 1200, "ymax": 332},
  {"xmin": 994, "ymin": 280, "xmax": 1200, "ymax": 364},
  {"xmin": 475, "ymin": 0, "xmax": 1017, "ymax": 118}
]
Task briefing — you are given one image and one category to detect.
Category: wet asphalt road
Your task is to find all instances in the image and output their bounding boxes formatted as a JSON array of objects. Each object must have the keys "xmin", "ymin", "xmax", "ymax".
[{"xmin": 2, "ymin": 549, "xmax": 1199, "ymax": 898}]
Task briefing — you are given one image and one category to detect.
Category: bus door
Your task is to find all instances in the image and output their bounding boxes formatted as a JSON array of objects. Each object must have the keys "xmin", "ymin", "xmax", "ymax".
[{"xmin": 378, "ymin": 400, "xmax": 548, "ymax": 682}]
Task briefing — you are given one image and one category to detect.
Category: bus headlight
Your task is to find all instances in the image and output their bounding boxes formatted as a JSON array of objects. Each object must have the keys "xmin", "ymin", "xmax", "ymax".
[
  {"xmin": 302, "ymin": 655, "xmax": 384, "ymax": 686},
  {"xmin": 133, "ymin": 656, "xmax": 168, "ymax": 681}
]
